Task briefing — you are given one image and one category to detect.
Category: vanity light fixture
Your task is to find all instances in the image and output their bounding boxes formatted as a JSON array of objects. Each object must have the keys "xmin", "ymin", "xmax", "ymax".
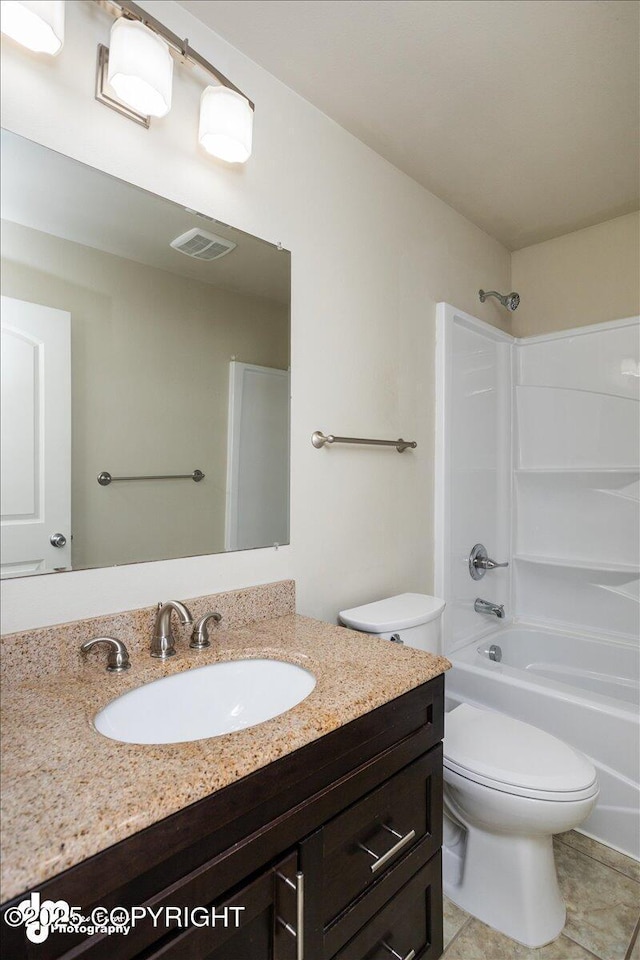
[
  {"xmin": 95, "ymin": 0, "xmax": 255, "ymax": 162},
  {"xmin": 0, "ymin": 0, "xmax": 64, "ymax": 54},
  {"xmin": 199, "ymin": 85, "xmax": 253, "ymax": 163},
  {"xmin": 107, "ymin": 17, "xmax": 173, "ymax": 118}
]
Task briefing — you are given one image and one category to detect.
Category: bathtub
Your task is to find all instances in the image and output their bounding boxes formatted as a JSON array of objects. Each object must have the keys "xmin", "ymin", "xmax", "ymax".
[{"xmin": 444, "ymin": 623, "xmax": 640, "ymax": 861}]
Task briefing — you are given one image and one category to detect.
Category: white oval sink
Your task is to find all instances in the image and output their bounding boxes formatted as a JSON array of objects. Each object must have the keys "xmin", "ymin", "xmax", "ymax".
[{"xmin": 93, "ymin": 659, "xmax": 316, "ymax": 745}]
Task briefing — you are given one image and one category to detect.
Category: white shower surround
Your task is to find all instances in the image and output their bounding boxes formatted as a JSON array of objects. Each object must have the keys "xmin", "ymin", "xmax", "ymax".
[{"xmin": 434, "ymin": 303, "xmax": 640, "ymax": 859}]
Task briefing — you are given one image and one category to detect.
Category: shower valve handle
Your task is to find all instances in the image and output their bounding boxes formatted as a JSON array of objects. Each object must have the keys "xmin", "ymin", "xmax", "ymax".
[
  {"xmin": 469, "ymin": 543, "xmax": 509, "ymax": 580},
  {"xmin": 478, "ymin": 557, "xmax": 509, "ymax": 571}
]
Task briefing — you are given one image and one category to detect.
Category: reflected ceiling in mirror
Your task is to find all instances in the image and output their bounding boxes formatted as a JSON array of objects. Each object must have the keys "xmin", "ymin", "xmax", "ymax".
[{"xmin": 0, "ymin": 130, "xmax": 291, "ymax": 579}]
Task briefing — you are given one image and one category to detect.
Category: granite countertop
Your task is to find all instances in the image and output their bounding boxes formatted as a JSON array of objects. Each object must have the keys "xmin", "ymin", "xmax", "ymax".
[{"xmin": 0, "ymin": 613, "xmax": 449, "ymax": 902}]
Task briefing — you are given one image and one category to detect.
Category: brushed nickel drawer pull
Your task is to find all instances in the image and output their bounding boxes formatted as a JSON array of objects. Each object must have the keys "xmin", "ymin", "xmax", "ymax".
[
  {"xmin": 358, "ymin": 824, "xmax": 416, "ymax": 873},
  {"xmin": 276, "ymin": 870, "xmax": 304, "ymax": 960},
  {"xmin": 382, "ymin": 942, "xmax": 416, "ymax": 960}
]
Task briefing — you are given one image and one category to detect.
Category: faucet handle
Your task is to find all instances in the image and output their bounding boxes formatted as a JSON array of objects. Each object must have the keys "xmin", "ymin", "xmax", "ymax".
[
  {"xmin": 469, "ymin": 543, "xmax": 509, "ymax": 580},
  {"xmin": 190, "ymin": 612, "xmax": 222, "ymax": 649},
  {"xmin": 81, "ymin": 637, "xmax": 131, "ymax": 673},
  {"xmin": 482, "ymin": 557, "xmax": 509, "ymax": 571}
]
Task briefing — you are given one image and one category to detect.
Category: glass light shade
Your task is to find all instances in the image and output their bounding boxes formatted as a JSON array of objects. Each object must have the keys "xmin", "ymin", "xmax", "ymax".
[
  {"xmin": 1, "ymin": 0, "xmax": 64, "ymax": 54},
  {"xmin": 107, "ymin": 18, "xmax": 173, "ymax": 119},
  {"xmin": 199, "ymin": 86, "xmax": 253, "ymax": 163}
]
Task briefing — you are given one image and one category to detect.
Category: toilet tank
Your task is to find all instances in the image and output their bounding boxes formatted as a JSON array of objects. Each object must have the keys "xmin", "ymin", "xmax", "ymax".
[{"xmin": 339, "ymin": 593, "xmax": 446, "ymax": 654}]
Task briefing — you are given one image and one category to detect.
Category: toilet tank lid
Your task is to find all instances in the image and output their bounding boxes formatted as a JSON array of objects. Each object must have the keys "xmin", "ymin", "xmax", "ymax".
[
  {"xmin": 339, "ymin": 593, "xmax": 446, "ymax": 632},
  {"xmin": 444, "ymin": 703, "xmax": 597, "ymax": 794}
]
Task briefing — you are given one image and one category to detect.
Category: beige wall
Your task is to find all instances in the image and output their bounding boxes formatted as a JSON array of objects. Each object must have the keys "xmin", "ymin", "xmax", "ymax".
[
  {"xmin": 1, "ymin": 221, "xmax": 288, "ymax": 570},
  {"xmin": 0, "ymin": 1, "xmax": 511, "ymax": 633},
  {"xmin": 511, "ymin": 212, "xmax": 640, "ymax": 337}
]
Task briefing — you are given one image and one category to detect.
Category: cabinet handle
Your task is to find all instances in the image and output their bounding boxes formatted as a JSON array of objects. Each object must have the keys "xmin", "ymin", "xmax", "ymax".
[
  {"xmin": 276, "ymin": 870, "xmax": 304, "ymax": 960},
  {"xmin": 382, "ymin": 942, "xmax": 416, "ymax": 960},
  {"xmin": 358, "ymin": 823, "xmax": 416, "ymax": 873}
]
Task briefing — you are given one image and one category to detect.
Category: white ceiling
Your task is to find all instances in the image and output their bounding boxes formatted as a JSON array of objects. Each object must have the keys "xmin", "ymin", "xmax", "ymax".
[{"xmin": 178, "ymin": 0, "xmax": 640, "ymax": 250}]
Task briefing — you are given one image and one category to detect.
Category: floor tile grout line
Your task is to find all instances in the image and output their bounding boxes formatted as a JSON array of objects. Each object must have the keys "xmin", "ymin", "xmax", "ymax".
[
  {"xmin": 624, "ymin": 915, "xmax": 640, "ymax": 960},
  {"xmin": 442, "ymin": 914, "xmax": 472, "ymax": 956},
  {"xmin": 555, "ymin": 834, "xmax": 640, "ymax": 878},
  {"xmin": 565, "ymin": 937, "xmax": 607, "ymax": 960},
  {"xmin": 555, "ymin": 836, "xmax": 640, "ymax": 885},
  {"xmin": 561, "ymin": 927, "xmax": 617, "ymax": 960},
  {"xmin": 445, "ymin": 919, "xmax": 604, "ymax": 960}
]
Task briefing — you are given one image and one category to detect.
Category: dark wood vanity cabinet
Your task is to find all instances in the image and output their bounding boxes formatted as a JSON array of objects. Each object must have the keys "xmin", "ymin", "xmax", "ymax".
[
  {"xmin": 144, "ymin": 852, "xmax": 300, "ymax": 960},
  {"xmin": 1, "ymin": 676, "xmax": 444, "ymax": 960}
]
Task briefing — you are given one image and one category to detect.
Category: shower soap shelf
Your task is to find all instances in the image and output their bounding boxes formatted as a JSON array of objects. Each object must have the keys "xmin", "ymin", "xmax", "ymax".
[
  {"xmin": 515, "ymin": 468, "xmax": 638, "ymax": 476},
  {"xmin": 514, "ymin": 555, "xmax": 640, "ymax": 575}
]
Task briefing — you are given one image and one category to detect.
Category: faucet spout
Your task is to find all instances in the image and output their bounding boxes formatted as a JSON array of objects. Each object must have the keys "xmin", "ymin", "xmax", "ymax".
[
  {"xmin": 474, "ymin": 598, "xmax": 505, "ymax": 619},
  {"xmin": 151, "ymin": 600, "xmax": 193, "ymax": 659}
]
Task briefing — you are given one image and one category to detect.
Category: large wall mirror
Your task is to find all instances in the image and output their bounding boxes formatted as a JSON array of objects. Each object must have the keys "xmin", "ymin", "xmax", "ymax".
[{"xmin": 0, "ymin": 130, "xmax": 291, "ymax": 579}]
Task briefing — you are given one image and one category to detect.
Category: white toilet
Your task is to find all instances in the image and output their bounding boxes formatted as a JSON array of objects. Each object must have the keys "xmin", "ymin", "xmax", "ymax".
[
  {"xmin": 444, "ymin": 703, "xmax": 598, "ymax": 947},
  {"xmin": 339, "ymin": 594, "xmax": 599, "ymax": 949}
]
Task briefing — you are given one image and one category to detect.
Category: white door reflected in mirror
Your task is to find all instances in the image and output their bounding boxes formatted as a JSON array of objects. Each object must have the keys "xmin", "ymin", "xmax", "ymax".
[{"xmin": 0, "ymin": 296, "xmax": 71, "ymax": 576}]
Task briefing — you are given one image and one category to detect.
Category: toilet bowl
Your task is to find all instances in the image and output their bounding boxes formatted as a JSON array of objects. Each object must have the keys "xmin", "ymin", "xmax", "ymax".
[
  {"xmin": 338, "ymin": 595, "xmax": 599, "ymax": 948},
  {"xmin": 443, "ymin": 703, "xmax": 599, "ymax": 948}
]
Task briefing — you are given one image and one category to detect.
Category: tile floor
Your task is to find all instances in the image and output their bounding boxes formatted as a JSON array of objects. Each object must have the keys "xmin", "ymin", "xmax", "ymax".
[{"xmin": 442, "ymin": 831, "xmax": 640, "ymax": 960}]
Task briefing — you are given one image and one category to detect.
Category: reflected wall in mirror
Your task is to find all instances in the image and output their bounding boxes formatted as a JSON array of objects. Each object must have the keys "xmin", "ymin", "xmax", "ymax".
[{"xmin": 0, "ymin": 130, "xmax": 291, "ymax": 578}]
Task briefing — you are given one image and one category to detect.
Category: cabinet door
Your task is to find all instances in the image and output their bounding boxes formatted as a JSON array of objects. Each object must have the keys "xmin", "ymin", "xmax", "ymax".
[{"xmin": 147, "ymin": 852, "xmax": 300, "ymax": 960}]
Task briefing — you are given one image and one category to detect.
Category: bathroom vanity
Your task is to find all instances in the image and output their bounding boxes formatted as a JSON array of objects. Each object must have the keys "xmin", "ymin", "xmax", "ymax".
[{"xmin": 0, "ymin": 595, "xmax": 448, "ymax": 960}]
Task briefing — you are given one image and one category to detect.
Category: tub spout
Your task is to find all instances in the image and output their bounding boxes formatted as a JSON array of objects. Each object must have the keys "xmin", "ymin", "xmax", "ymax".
[{"xmin": 474, "ymin": 598, "xmax": 505, "ymax": 619}]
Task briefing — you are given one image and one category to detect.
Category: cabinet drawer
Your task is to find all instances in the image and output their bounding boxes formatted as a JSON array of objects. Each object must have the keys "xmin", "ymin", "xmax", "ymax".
[
  {"xmin": 321, "ymin": 745, "xmax": 442, "ymax": 926},
  {"xmin": 332, "ymin": 851, "xmax": 442, "ymax": 960}
]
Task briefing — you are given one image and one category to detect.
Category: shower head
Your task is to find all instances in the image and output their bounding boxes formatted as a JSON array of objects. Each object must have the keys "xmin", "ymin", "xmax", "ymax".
[
  {"xmin": 504, "ymin": 292, "xmax": 520, "ymax": 311},
  {"xmin": 479, "ymin": 289, "xmax": 520, "ymax": 311}
]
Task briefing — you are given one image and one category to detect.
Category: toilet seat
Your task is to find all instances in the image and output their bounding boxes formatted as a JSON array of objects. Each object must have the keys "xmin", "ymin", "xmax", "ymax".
[
  {"xmin": 444, "ymin": 704, "xmax": 598, "ymax": 801},
  {"xmin": 444, "ymin": 758, "xmax": 599, "ymax": 802}
]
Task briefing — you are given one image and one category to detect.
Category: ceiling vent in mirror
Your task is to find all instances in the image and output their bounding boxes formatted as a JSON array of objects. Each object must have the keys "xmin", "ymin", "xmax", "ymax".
[{"xmin": 170, "ymin": 229, "xmax": 236, "ymax": 260}]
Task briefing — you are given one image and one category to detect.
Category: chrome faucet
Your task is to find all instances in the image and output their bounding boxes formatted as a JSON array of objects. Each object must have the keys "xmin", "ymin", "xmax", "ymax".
[
  {"xmin": 150, "ymin": 600, "xmax": 193, "ymax": 659},
  {"xmin": 474, "ymin": 598, "xmax": 505, "ymax": 619},
  {"xmin": 81, "ymin": 637, "xmax": 131, "ymax": 672}
]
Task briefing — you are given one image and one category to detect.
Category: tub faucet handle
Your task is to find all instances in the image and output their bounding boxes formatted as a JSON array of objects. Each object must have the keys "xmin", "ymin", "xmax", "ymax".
[
  {"xmin": 469, "ymin": 543, "xmax": 509, "ymax": 580},
  {"xmin": 482, "ymin": 557, "xmax": 509, "ymax": 570}
]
